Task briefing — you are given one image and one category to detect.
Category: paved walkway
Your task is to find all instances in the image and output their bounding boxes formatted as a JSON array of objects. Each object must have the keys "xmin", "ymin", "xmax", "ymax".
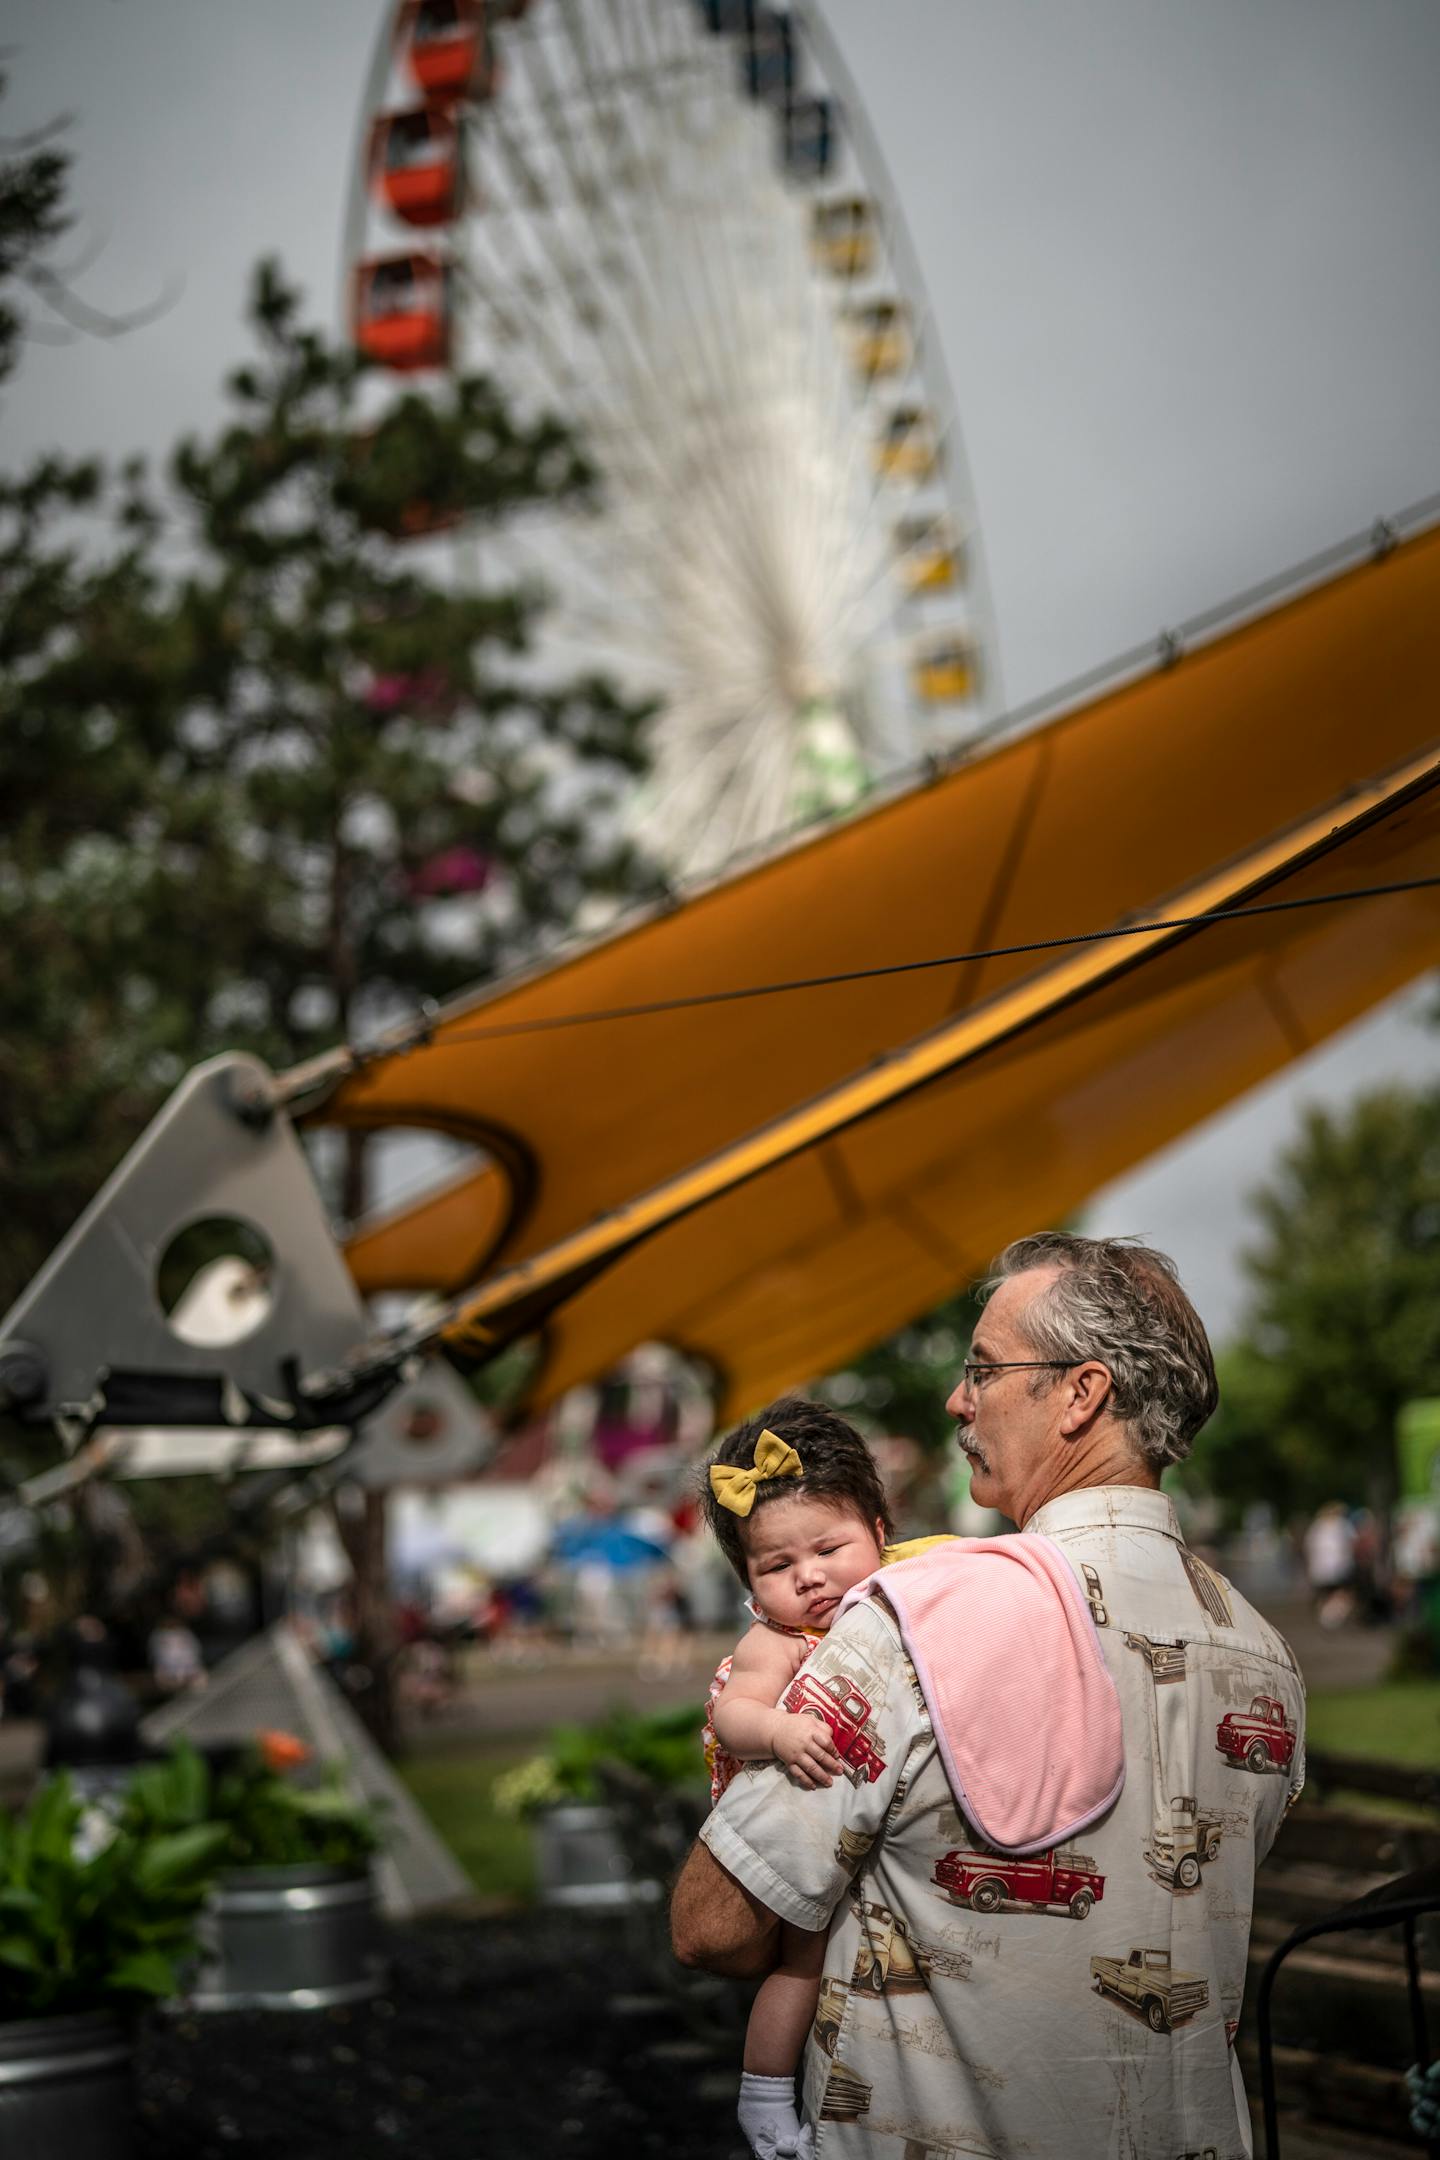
[
  {"xmin": 0, "ymin": 1601, "xmax": 1398, "ymax": 1782},
  {"xmin": 397, "ymin": 1598, "xmax": 1402, "ymax": 1753}
]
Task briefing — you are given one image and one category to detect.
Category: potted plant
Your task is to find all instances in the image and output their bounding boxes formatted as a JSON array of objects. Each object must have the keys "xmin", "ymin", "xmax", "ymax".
[
  {"xmin": 121, "ymin": 1733, "xmax": 387, "ymax": 2012},
  {"xmin": 0, "ymin": 1769, "xmax": 228, "ymax": 2158},
  {"xmin": 493, "ymin": 1703, "xmax": 706, "ymax": 1909}
]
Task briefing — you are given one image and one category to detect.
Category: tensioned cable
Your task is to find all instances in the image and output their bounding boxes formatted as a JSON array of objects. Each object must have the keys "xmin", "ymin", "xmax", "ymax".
[{"xmin": 382, "ymin": 866, "xmax": 1440, "ymax": 1052}]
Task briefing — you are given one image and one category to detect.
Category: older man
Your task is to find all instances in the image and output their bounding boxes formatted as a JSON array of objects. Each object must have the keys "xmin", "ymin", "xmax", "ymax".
[{"xmin": 672, "ymin": 1232, "xmax": 1305, "ymax": 2159}]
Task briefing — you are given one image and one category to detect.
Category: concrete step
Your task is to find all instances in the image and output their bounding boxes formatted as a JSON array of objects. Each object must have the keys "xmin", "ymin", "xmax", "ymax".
[
  {"xmin": 1269, "ymin": 1804, "xmax": 1440, "ymax": 1878},
  {"xmin": 1254, "ymin": 1862, "xmax": 1427, "ymax": 1960},
  {"xmin": 1246, "ymin": 1922, "xmax": 1439, "ymax": 2069},
  {"xmin": 1239, "ymin": 2041, "xmax": 1419, "ymax": 2154}
]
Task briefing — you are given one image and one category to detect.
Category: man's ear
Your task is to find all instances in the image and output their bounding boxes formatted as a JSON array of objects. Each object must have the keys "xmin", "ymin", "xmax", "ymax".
[{"xmin": 1059, "ymin": 1361, "xmax": 1113, "ymax": 1439}]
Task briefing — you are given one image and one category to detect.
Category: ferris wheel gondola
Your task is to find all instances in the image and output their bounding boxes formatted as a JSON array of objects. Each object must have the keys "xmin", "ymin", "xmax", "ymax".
[{"xmin": 345, "ymin": 0, "xmax": 1000, "ymax": 880}]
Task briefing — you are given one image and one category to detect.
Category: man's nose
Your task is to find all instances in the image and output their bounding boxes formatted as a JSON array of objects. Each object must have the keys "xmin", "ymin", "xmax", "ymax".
[{"xmin": 946, "ymin": 1373, "xmax": 972, "ymax": 1420}]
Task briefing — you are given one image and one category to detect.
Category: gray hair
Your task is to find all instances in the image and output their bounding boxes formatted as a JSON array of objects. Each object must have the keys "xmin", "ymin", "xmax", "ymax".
[{"xmin": 982, "ymin": 1233, "xmax": 1217, "ymax": 1469}]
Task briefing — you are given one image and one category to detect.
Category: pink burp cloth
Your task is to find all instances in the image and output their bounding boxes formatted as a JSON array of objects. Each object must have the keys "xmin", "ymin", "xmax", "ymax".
[{"xmin": 838, "ymin": 1535, "xmax": 1124, "ymax": 1855}]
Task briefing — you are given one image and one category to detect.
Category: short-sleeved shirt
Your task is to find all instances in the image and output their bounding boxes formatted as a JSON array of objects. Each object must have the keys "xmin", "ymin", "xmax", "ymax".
[{"xmin": 701, "ymin": 1485, "xmax": 1305, "ymax": 2159}]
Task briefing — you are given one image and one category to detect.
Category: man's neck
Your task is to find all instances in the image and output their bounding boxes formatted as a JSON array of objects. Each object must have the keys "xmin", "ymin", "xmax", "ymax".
[{"xmin": 1017, "ymin": 1435, "xmax": 1160, "ymax": 1528}]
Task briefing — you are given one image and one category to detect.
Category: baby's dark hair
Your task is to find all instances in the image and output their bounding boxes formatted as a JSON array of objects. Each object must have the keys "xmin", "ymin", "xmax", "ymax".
[{"xmin": 700, "ymin": 1396, "xmax": 894, "ymax": 1584}]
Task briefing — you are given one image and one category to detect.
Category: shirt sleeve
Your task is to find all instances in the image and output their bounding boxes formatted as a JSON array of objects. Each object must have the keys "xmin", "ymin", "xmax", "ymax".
[{"xmin": 699, "ymin": 1600, "xmax": 925, "ymax": 1931}]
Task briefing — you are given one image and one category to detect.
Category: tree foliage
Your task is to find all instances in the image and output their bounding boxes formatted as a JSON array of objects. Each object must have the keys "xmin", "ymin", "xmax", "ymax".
[
  {"xmin": 0, "ymin": 259, "xmax": 659, "ymax": 1314},
  {"xmin": 0, "ymin": 82, "xmax": 71, "ymax": 387},
  {"xmin": 820, "ymin": 1287, "xmax": 980, "ymax": 1453},
  {"xmin": 1181, "ymin": 1086, "xmax": 1440, "ymax": 1523}
]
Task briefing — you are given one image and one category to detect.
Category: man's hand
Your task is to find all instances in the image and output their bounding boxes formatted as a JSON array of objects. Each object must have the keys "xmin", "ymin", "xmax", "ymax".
[{"xmin": 771, "ymin": 1711, "xmax": 841, "ymax": 1790}]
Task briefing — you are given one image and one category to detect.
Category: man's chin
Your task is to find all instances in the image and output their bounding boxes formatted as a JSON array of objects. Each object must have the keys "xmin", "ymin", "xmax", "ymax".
[{"xmin": 961, "ymin": 1449, "xmax": 995, "ymax": 1502}]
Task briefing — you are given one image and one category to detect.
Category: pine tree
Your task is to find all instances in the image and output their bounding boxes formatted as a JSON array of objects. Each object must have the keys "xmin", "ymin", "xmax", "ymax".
[
  {"xmin": 3, "ymin": 251, "xmax": 661, "ymax": 1735},
  {"xmin": 0, "ymin": 79, "xmax": 193, "ymax": 1315}
]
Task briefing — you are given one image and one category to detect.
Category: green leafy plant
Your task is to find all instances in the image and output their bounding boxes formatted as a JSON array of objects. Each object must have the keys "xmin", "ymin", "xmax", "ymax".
[
  {"xmin": 122, "ymin": 1736, "xmax": 383, "ymax": 1873},
  {"xmin": 493, "ymin": 1702, "xmax": 705, "ymax": 1819},
  {"xmin": 0, "ymin": 1772, "xmax": 228, "ymax": 2020}
]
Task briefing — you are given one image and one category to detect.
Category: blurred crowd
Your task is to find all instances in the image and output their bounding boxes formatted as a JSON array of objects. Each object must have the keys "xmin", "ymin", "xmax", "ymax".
[{"xmin": 4, "ymin": 1340, "xmax": 1439, "ymax": 1733}]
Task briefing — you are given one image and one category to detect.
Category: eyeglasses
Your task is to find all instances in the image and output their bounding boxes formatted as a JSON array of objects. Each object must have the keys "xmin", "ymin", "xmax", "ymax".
[{"xmin": 960, "ymin": 1359, "xmax": 1083, "ymax": 1390}]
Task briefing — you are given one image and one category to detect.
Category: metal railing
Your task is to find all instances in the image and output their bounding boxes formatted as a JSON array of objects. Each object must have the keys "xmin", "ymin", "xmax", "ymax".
[{"xmin": 1256, "ymin": 1861, "xmax": 1440, "ymax": 2160}]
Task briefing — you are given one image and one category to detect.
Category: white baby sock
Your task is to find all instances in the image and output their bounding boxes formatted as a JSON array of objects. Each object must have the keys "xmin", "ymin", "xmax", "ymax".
[{"xmin": 737, "ymin": 2071, "xmax": 813, "ymax": 2159}]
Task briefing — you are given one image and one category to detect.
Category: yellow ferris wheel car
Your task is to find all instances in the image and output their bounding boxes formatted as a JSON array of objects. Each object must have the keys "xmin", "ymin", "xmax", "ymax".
[
  {"xmin": 811, "ymin": 195, "xmax": 876, "ymax": 278},
  {"xmin": 875, "ymin": 406, "xmax": 938, "ymax": 482},
  {"xmin": 912, "ymin": 637, "xmax": 978, "ymax": 704},
  {"xmin": 896, "ymin": 516, "xmax": 964, "ymax": 595},
  {"xmin": 846, "ymin": 300, "xmax": 909, "ymax": 379}
]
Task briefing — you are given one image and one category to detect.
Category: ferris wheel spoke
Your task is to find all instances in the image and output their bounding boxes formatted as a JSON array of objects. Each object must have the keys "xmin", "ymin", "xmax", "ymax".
[
  {"xmin": 515, "ymin": 7, "xmax": 772, "ymax": 535},
  {"xmin": 624, "ymin": 0, "xmax": 836, "ymax": 580},
  {"xmin": 539, "ymin": 2, "xmax": 780, "ymax": 557}
]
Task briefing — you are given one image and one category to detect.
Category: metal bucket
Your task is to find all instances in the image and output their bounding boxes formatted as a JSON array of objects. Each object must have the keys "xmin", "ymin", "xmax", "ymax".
[
  {"xmin": 0, "ymin": 2009, "xmax": 135, "ymax": 2159},
  {"xmin": 189, "ymin": 1863, "xmax": 389, "ymax": 2012},
  {"xmin": 533, "ymin": 1802, "xmax": 659, "ymax": 1910}
]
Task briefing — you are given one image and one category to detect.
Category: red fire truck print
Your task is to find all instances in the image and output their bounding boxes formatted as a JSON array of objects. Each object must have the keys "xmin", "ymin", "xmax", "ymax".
[
  {"xmin": 1215, "ymin": 1692, "xmax": 1296, "ymax": 1773},
  {"xmin": 932, "ymin": 1845, "xmax": 1105, "ymax": 1919},
  {"xmin": 783, "ymin": 1664, "xmax": 886, "ymax": 1785}
]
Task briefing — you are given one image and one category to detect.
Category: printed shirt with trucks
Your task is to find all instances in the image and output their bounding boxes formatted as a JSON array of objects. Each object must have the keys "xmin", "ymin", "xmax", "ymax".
[{"xmin": 701, "ymin": 1485, "xmax": 1305, "ymax": 2160}]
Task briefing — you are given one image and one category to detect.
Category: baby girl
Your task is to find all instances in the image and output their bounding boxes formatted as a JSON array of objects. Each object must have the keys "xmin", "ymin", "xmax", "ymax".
[{"xmin": 699, "ymin": 1398, "xmax": 945, "ymax": 2160}]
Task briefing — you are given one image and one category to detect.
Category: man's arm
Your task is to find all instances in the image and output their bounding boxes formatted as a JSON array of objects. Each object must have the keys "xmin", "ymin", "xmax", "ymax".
[{"xmin": 670, "ymin": 1837, "xmax": 780, "ymax": 1975}]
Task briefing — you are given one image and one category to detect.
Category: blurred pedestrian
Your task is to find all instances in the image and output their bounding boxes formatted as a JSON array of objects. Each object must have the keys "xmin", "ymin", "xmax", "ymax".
[
  {"xmin": 148, "ymin": 1612, "xmax": 205, "ymax": 1694},
  {"xmin": 1303, "ymin": 1501, "xmax": 1355, "ymax": 1627}
]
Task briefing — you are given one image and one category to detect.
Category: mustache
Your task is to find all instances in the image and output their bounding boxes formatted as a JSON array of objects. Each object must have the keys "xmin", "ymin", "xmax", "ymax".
[{"xmin": 955, "ymin": 1423, "xmax": 988, "ymax": 1466}]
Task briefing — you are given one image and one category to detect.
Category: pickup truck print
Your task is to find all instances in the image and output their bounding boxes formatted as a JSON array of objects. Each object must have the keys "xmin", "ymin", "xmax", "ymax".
[
  {"xmin": 933, "ymin": 1845, "xmax": 1106, "ymax": 1919},
  {"xmin": 1090, "ymin": 1946, "xmax": 1209, "ymax": 2033},
  {"xmin": 1145, "ymin": 1795, "xmax": 1224, "ymax": 1891},
  {"xmin": 852, "ymin": 1900, "xmax": 930, "ymax": 1994},
  {"xmin": 1124, "ymin": 1632, "xmax": 1188, "ymax": 1684},
  {"xmin": 849, "ymin": 1896, "xmax": 971, "ymax": 1994},
  {"xmin": 1215, "ymin": 1693, "xmax": 1296, "ymax": 1773},
  {"xmin": 818, "ymin": 2061, "xmax": 872, "ymax": 2124},
  {"xmin": 783, "ymin": 1669, "xmax": 886, "ymax": 1785}
]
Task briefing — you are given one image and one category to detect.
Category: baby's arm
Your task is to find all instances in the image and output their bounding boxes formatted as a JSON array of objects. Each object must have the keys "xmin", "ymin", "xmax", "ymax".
[{"xmin": 712, "ymin": 1625, "xmax": 841, "ymax": 1790}]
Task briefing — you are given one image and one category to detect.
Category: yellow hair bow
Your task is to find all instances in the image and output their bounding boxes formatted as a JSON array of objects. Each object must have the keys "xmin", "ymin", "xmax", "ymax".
[{"xmin": 708, "ymin": 1429, "xmax": 804, "ymax": 1517}]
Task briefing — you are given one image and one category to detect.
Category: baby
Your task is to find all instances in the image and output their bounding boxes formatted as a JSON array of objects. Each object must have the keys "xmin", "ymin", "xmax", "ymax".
[{"xmin": 699, "ymin": 1398, "xmax": 946, "ymax": 2160}]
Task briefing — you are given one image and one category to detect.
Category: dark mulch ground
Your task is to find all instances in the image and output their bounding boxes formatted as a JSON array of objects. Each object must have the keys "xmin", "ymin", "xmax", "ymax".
[{"xmin": 135, "ymin": 1912, "xmax": 752, "ymax": 2160}]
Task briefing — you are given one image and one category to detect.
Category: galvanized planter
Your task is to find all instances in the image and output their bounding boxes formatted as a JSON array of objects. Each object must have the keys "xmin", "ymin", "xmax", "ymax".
[
  {"xmin": 0, "ymin": 2009, "xmax": 135, "ymax": 2159},
  {"xmin": 533, "ymin": 1802, "xmax": 660, "ymax": 1911},
  {"xmin": 189, "ymin": 1862, "xmax": 388, "ymax": 2012}
]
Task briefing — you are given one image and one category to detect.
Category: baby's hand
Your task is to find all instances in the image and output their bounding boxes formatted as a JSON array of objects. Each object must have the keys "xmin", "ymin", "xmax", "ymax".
[{"xmin": 772, "ymin": 1712, "xmax": 841, "ymax": 1789}]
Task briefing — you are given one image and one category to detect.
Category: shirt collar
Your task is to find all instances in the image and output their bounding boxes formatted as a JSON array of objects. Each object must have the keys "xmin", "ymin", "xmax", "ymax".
[{"xmin": 1024, "ymin": 1484, "xmax": 1182, "ymax": 1542}]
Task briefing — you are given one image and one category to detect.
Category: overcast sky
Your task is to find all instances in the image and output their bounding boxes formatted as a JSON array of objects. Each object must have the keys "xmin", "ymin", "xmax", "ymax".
[{"xmin": 5, "ymin": 0, "xmax": 1440, "ymax": 1343}]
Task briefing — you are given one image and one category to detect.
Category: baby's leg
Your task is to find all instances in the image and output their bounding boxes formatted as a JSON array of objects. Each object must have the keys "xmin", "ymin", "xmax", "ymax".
[
  {"xmin": 744, "ymin": 1921, "xmax": 826, "ymax": 2073},
  {"xmin": 737, "ymin": 1924, "xmax": 825, "ymax": 2158}
]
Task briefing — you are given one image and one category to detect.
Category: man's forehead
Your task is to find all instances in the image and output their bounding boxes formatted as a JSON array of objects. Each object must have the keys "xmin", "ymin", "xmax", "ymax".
[{"xmin": 977, "ymin": 1266, "xmax": 1061, "ymax": 1346}]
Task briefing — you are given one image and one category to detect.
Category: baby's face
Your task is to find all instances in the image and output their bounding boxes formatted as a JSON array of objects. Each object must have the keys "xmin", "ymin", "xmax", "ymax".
[{"xmin": 741, "ymin": 1493, "xmax": 885, "ymax": 1634}]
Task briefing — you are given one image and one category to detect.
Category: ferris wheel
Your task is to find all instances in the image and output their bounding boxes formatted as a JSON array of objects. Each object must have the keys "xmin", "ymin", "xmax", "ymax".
[{"xmin": 346, "ymin": 0, "xmax": 999, "ymax": 881}]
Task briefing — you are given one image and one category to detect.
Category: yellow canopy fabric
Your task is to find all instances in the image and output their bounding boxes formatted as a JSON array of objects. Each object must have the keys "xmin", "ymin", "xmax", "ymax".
[{"xmin": 285, "ymin": 522, "xmax": 1440, "ymax": 1417}]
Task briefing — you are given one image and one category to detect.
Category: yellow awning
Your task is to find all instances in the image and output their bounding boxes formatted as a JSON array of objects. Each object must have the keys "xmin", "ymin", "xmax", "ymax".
[{"xmin": 285, "ymin": 521, "xmax": 1440, "ymax": 1417}]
